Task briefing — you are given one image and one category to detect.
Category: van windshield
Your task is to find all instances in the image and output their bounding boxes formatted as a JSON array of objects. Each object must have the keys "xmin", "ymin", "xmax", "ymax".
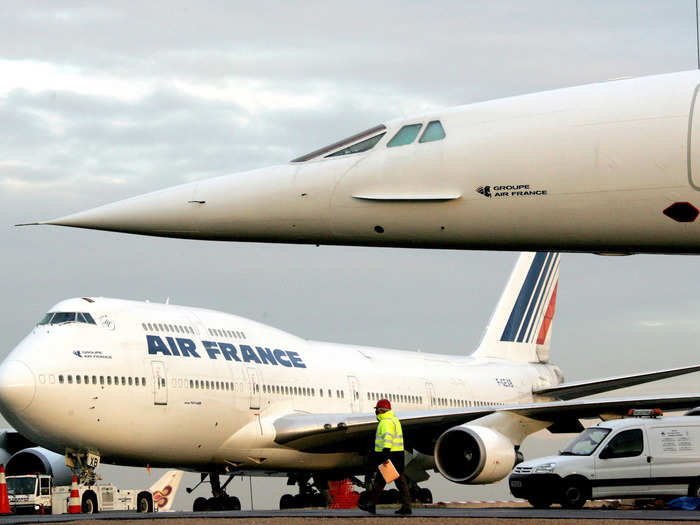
[{"xmin": 560, "ymin": 427, "xmax": 611, "ymax": 456}]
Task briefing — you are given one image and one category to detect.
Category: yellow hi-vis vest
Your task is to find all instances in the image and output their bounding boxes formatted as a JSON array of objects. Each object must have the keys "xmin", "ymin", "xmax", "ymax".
[{"xmin": 374, "ymin": 410, "xmax": 404, "ymax": 452}]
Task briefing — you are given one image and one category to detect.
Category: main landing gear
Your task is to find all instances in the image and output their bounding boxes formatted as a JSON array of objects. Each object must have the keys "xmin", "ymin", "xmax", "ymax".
[
  {"xmin": 188, "ymin": 472, "xmax": 241, "ymax": 511},
  {"xmin": 356, "ymin": 474, "xmax": 433, "ymax": 506},
  {"xmin": 279, "ymin": 473, "xmax": 328, "ymax": 509},
  {"xmin": 278, "ymin": 473, "xmax": 432, "ymax": 509}
]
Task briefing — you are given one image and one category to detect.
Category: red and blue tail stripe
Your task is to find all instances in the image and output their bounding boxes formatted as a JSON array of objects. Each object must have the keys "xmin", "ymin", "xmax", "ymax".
[{"xmin": 500, "ymin": 252, "xmax": 560, "ymax": 343}]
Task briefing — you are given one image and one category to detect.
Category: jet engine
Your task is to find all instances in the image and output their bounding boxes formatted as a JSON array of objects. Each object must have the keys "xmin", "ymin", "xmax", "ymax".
[
  {"xmin": 433, "ymin": 425, "xmax": 516, "ymax": 484},
  {"xmin": 6, "ymin": 447, "xmax": 73, "ymax": 486}
]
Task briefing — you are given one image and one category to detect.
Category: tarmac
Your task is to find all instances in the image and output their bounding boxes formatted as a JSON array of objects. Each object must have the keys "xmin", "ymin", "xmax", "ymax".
[{"xmin": 0, "ymin": 508, "xmax": 700, "ymax": 524}]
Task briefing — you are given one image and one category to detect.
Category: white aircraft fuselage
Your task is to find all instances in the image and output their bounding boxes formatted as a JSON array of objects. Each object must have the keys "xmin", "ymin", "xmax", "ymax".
[
  {"xmin": 41, "ymin": 70, "xmax": 700, "ymax": 253},
  {"xmin": 0, "ymin": 297, "xmax": 559, "ymax": 472}
]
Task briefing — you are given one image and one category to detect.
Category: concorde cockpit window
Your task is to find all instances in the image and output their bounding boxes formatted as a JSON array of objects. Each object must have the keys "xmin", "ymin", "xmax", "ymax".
[
  {"xmin": 291, "ymin": 124, "xmax": 387, "ymax": 162},
  {"xmin": 419, "ymin": 120, "xmax": 446, "ymax": 143},
  {"xmin": 560, "ymin": 427, "xmax": 611, "ymax": 456},
  {"xmin": 37, "ymin": 312, "xmax": 97, "ymax": 326},
  {"xmin": 325, "ymin": 133, "xmax": 386, "ymax": 158},
  {"xmin": 387, "ymin": 123, "xmax": 422, "ymax": 147}
]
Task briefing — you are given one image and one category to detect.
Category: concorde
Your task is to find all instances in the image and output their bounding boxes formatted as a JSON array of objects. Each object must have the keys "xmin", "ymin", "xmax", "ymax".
[
  {"xmin": 23, "ymin": 70, "xmax": 700, "ymax": 254},
  {"xmin": 2, "ymin": 252, "xmax": 700, "ymax": 510}
]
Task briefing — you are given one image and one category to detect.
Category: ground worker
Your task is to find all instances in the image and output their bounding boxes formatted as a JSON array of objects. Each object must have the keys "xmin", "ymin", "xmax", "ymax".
[{"xmin": 358, "ymin": 398, "xmax": 411, "ymax": 515}]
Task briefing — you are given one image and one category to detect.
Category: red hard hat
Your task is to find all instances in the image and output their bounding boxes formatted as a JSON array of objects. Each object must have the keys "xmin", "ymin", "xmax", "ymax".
[{"xmin": 375, "ymin": 398, "xmax": 391, "ymax": 410}]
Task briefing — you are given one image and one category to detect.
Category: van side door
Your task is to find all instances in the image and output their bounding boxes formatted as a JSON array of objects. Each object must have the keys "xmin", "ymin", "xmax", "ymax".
[
  {"xmin": 648, "ymin": 424, "xmax": 700, "ymax": 496},
  {"xmin": 593, "ymin": 428, "xmax": 650, "ymax": 498}
]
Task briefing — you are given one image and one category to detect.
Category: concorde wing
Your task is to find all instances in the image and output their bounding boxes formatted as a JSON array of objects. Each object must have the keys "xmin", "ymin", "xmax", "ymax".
[{"xmin": 272, "ymin": 394, "xmax": 700, "ymax": 454}]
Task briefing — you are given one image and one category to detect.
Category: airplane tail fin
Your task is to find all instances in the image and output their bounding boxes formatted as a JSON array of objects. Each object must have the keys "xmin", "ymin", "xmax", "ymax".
[
  {"xmin": 472, "ymin": 252, "xmax": 560, "ymax": 363},
  {"xmin": 149, "ymin": 470, "xmax": 183, "ymax": 512}
]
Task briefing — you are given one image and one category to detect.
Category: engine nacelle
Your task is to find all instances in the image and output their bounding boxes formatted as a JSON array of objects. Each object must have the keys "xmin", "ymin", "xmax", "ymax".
[
  {"xmin": 6, "ymin": 447, "xmax": 74, "ymax": 486},
  {"xmin": 434, "ymin": 425, "xmax": 516, "ymax": 484}
]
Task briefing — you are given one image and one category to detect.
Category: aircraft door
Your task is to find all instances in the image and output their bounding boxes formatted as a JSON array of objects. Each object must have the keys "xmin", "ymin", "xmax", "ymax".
[
  {"xmin": 151, "ymin": 361, "xmax": 167, "ymax": 405},
  {"xmin": 347, "ymin": 376, "xmax": 360, "ymax": 412},
  {"xmin": 246, "ymin": 367, "xmax": 261, "ymax": 410},
  {"xmin": 425, "ymin": 382, "xmax": 436, "ymax": 408}
]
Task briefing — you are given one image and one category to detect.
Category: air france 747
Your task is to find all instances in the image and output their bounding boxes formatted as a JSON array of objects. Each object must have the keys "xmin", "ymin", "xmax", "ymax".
[
  {"xmin": 1, "ymin": 252, "xmax": 700, "ymax": 511},
  {"xmin": 24, "ymin": 70, "xmax": 700, "ymax": 254}
]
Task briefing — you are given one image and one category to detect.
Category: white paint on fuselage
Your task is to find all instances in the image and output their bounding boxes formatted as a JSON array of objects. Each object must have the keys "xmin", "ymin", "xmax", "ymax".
[
  {"xmin": 44, "ymin": 70, "xmax": 700, "ymax": 253},
  {"xmin": 2, "ymin": 297, "xmax": 560, "ymax": 472}
]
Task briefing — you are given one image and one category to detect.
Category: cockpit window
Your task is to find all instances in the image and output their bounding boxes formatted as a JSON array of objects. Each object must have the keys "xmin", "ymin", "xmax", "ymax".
[
  {"xmin": 419, "ymin": 120, "xmax": 446, "ymax": 143},
  {"xmin": 37, "ymin": 312, "xmax": 96, "ymax": 326},
  {"xmin": 50, "ymin": 312, "xmax": 75, "ymax": 324},
  {"xmin": 387, "ymin": 124, "xmax": 422, "ymax": 147},
  {"xmin": 291, "ymin": 124, "xmax": 387, "ymax": 162},
  {"xmin": 37, "ymin": 313, "xmax": 53, "ymax": 325},
  {"xmin": 325, "ymin": 133, "xmax": 386, "ymax": 158}
]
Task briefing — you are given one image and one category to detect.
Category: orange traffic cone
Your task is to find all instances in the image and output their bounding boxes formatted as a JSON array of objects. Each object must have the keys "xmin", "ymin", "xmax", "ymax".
[
  {"xmin": 0, "ymin": 465, "xmax": 10, "ymax": 514},
  {"xmin": 68, "ymin": 475, "xmax": 81, "ymax": 514}
]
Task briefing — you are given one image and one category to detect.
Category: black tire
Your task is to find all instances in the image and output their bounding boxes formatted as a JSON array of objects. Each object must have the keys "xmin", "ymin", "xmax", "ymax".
[
  {"xmin": 82, "ymin": 492, "xmax": 98, "ymax": 514},
  {"xmin": 560, "ymin": 479, "xmax": 588, "ymax": 509},
  {"xmin": 292, "ymin": 493, "xmax": 305, "ymax": 508},
  {"xmin": 230, "ymin": 496, "xmax": 241, "ymax": 511},
  {"xmin": 527, "ymin": 496, "xmax": 552, "ymax": 509},
  {"xmin": 279, "ymin": 493, "xmax": 294, "ymax": 509},
  {"xmin": 419, "ymin": 488, "xmax": 433, "ymax": 504},
  {"xmin": 312, "ymin": 492, "xmax": 327, "ymax": 507},
  {"xmin": 137, "ymin": 491, "xmax": 153, "ymax": 513},
  {"xmin": 357, "ymin": 491, "xmax": 369, "ymax": 506},
  {"xmin": 689, "ymin": 481, "xmax": 700, "ymax": 498},
  {"xmin": 193, "ymin": 496, "xmax": 208, "ymax": 511}
]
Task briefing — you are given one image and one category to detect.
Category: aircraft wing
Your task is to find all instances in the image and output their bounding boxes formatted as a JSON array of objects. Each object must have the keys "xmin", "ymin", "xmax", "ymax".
[
  {"xmin": 272, "ymin": 393, "xmax": 700, "ymax": 454},
  {"xmin": 533, "ymin": 364, "xmax": 700, "ymax": 400}
]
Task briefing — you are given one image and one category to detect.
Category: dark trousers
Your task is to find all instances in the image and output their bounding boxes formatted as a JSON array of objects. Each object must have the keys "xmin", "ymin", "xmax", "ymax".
[{"xmin": 368, "ymin": 451, "xmax": 411, "ymax": 509}]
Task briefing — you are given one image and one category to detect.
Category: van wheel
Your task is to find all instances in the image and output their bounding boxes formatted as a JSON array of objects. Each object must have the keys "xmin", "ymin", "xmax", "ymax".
[
  {"xmin": 688, "ymin": 481, "xmax": 700, "ymax": 497},
  {"xmin": 527, "ymin": 496, "xmax": 552, "ymax": 508},
  {"xmin": 560, "ymin": 479, "xmax": 588, "ymax": 509}
]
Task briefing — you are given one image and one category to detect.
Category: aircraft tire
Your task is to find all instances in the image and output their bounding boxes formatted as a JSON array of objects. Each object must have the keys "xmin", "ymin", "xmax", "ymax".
[
  {"xmin": 419, "ymin": 488, "xmax": 433, "ymax": 504},
  {"xmin": 193, "ymin": 496, "xmax": 208, "ymax": 511},
  {"xmin": 279, "ymin": 493, "xmax": 294, "ymax": 509},
  {"xmin": 227, "ymin": 496, "xmax": 241, "ymax": 511}
]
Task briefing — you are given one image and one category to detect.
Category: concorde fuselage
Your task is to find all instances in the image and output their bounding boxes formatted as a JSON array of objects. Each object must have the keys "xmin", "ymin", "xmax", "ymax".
[
  {"xmin": 45, "ymin": 70, "xmax": 700, "ymax": 253},
  {"xmin": 0, "ymin": 297, "xmax": 559, "ymax": 472}
]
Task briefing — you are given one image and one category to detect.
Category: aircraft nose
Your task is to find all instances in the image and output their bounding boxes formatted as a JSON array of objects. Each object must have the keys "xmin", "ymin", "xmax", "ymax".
[{"xmin": 0, "ymin": 360, "xmax": 36, "ymax": 413}]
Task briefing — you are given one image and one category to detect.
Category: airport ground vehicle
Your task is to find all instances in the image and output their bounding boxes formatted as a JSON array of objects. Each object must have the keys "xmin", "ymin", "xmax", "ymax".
[
  {"xmin": 6, "ymin": 473, "xmax": 153, "ymax": 514},
  {"xmin": 509, "ymin": 410, "xmax": 700, "ymax": 508}
]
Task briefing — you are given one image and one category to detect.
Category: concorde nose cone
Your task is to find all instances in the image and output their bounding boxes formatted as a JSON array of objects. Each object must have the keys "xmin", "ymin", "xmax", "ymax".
[
  {"xmin": 0, "ymin": 360, "xmax": 36, "ymax": 414},
  {"xmin": 38, "ymin": 182, "xmax": 202, "ymax": 236}
]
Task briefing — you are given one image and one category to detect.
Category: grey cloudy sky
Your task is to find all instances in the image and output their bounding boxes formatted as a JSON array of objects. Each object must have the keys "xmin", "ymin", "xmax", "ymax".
[{"xmin": 2, "ymin": 0, "xmax": 700, "ymax": 510}]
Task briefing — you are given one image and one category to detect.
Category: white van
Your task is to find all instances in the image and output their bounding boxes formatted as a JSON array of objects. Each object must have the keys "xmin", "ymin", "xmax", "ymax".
[{"xmin": 509, "ymin": 410, "xmax": 700, "ymax": 508}]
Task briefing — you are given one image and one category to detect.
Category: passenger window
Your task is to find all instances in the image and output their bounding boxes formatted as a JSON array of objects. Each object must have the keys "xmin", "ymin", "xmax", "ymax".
[
  {"xmin": 600, "ymin": 429, "xmax": 644, "ymax": 459},
  {"xmin": 142, "ymin": 377, "xmax": 146, "ymax": 385},
  {"xmin": 387, "ymin": 124, "xmax": 422, "ymax": 147},
  {"xmin": 107, "ymin": 377, "xmax": 111, "ymax": 385},
  {"xmin": 67, "ymin": 375, "xmax": 73, "ymax": 384},
  {"xmin": 419, "ymin": 120, "xmax": 446, "ymax": 143},
  {"xmin": 326, "ymin": 133, "xmax": 386, "ymax": 158},
  {"xmin": 76, "ymin": 375, "xmax": 81, "ymax": 384}
]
